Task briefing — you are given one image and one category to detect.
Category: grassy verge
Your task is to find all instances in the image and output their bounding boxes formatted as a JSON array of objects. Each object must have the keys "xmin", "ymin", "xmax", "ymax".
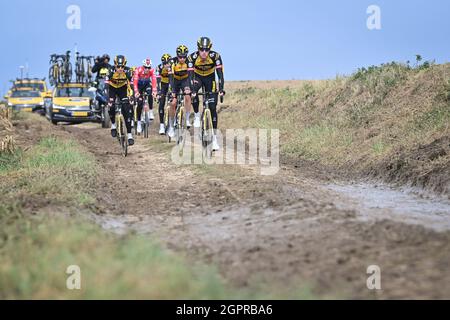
[{"xmin": 222, "ymin": 61, "xmax": 450, "ymax": 192}]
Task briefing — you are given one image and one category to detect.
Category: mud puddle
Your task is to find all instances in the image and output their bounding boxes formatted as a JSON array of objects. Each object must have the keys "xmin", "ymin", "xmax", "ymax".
[{"xmin": 327, "ymin": 182, "xmax": 450, "ymax": 231}]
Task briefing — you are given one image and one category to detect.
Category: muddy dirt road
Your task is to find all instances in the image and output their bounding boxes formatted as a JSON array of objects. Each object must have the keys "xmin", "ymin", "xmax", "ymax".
[{"xmin": 43, "ymin": 120, "xmax": 450, "ymax": 299}]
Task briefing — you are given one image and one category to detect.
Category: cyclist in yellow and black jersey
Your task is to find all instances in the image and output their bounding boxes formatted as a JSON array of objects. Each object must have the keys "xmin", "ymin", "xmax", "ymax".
[
  {"xmin": 156, "ymin": 53, "xmax": 172, "ymax": 135},
  {"xmin": 188, "ymin": 36, "xmax": 225, "ymax": 151},
  {"xmin": 106, "ymin": 55, "xmax": 135, "ymax": 146},
  {"xmin": 167, "ymin": 45, "xmax": 193, "ymax": 138}
]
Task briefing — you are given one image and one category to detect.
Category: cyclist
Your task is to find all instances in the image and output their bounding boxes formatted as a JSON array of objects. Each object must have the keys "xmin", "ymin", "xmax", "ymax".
[
  {"xmin": 156, "ymin": 53, "xmax": 172, "ymax": 135},
  {"xmin": 91, "ymin": 54, "xmax": 111, "ymax": 112},
  {"xmin": 133, "ymin": 58, "xmax": 157, "ymax": 134},
  {"xmin": 92, "ymin": 54, "xmax": 111, "ymax": 81},
  {"xmin": 188, "ymin": 37, "xmax": 225, "ymax": 151},
  {"xmin": 106, "ymin": 55, "xmax": 135, "ymax": 146},
  {"xmin": 168, "ymin": 45, "xmax": 192, "ymax": 139}
]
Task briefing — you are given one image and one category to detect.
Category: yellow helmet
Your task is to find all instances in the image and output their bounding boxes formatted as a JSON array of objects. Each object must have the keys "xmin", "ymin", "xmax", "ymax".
[
  {"xmin": 114, "ymin": 55, "xmax": 127, "ymax": 67},
  {"xmin": 176, "ymin": 45, "xmax": 189, "ymax": 57},
  {"xmin": 197, "ymin": 37, "xmax": 212, "ymax": 51},
  {"xmin": 161, "ymin": 53, "xmax": 172, "ymax": 63}
]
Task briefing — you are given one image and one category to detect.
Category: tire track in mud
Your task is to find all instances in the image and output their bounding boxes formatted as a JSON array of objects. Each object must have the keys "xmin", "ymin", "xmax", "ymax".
[{"xmin": 55, "ymin": 122, "xmax": 450, "ymax": 299}]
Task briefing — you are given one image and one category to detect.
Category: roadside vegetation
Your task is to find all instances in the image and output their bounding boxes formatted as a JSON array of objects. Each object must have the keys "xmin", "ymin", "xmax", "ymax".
[{"xmin": 223, "ymin": 59, "xmax": 450, "ymax": 193}]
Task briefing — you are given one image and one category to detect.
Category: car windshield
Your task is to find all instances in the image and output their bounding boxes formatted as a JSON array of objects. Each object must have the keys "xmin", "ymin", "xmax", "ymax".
[
  {"xmin": 56, "ymin": 87, "xmax": 91, "ymax": 98},
  {"xmin": 11, "ymin": 90, "xmax": 41, "ymax": 98},
  {"xmin": 14, "ymin": 83, "xmax": 45, "ymax": 91}
]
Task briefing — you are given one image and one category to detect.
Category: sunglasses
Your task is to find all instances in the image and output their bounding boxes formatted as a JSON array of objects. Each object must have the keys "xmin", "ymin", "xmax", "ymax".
[
  {"xmin": 177, "ymin": 55, "xmax": 187, "ymax": 59},
  {"xmin": 199, "ymin": 48, "xmax": 210, "ymax": 53}
]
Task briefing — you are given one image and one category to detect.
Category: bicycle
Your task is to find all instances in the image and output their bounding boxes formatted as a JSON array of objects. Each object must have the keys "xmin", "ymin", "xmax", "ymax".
[
  {"xmin": 49, "ymin": 54, "xmax": 64, "ymax": 86},
  {"xmin": 114, "ymin": 98, "xmax": 128, "ymax": 157},
  {"xmin": 141, "ymin": 87, "xmax": 153, "ymax": 139},
  {"xmin": 61, "ymin": 51, "xmax": 72, "ymax": 84},
  {"xmin": 85, "ymin": 56, "xmax": 94, "ymax": 83},
  {"xmin": 196, "ymin": 91, "xmax": 225, "ymax": 159},
  {"xmin": 173, "ymin": 91, "xmax": 189, "ymax": 151},
  {"xmin": 75, "ymin": 52, "xmax": 84, "ymax": 83}
]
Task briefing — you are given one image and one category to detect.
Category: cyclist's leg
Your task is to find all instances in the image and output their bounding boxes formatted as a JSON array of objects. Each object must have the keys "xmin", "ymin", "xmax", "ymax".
[
  {"xmin": 108, "ymin": 87, "xmax": 118, "ymax": 125},
  {"xmin": 118, "ymin": 86, "xmax": 133, "ymax": 134},
  {"xmin": 148, "ymin": 85, "xmax": 154, "ymax": 110},
  {"xmin": 159, "ymin": 82, "xmax": 169, "ymax": 124},
  {"xmin": 170, "ymin": 80, "xmax": 182, "ymax": 124},
  {"xmin": 192, "ymin": 76, "xmax": 203, "ymax": 114},
  {"xmin": 136, "ymin": 85, "xmax": 144, "ymax": 122},
  {"xmin": 204, "ymin": 75, "xmax": 219, "ymax": 129},
  {"xmin": 192, "ymin": 76, "xmax": 203, "ymax": 128},
  {"xmin": 183, "ymin": 78, "xmax": 192, "ymax": 126}
]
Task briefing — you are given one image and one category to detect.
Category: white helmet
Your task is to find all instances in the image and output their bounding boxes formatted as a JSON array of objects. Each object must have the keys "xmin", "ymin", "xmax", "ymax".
[{"xmin": 142, "ymin": 58, "xmax": 152, "ymax": 68}]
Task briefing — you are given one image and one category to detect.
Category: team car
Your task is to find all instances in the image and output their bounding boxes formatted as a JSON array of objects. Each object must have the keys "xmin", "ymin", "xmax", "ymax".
[{"xmin": 46, "ymin": 83, "xmax": 97, "ymax": 125}]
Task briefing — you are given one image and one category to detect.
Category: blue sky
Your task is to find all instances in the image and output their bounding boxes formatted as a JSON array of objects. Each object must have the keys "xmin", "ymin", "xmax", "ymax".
[{"xmin": 1, "ymin": 0, "xmax": 449, "ymax": 95}]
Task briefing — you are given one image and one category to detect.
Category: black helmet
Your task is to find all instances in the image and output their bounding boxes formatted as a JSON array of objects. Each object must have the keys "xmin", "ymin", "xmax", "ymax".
[
  {"xmin": 161, "ymin": 53, "xmax": 172, "ymax": 63},
  {"xmin": 102, "ymin": 54, "xmax": 110, "ymax": 61},
  {"xmin": 176, "ymin": 45, "xmax": 189, "ymax": 58},
  {"xmin": 114, "ymin": 55, "xmax": 127, "ymax": 67},
  {"xmin": 197, "ymin": 37, "xmax": 212, "ymax": 51}
]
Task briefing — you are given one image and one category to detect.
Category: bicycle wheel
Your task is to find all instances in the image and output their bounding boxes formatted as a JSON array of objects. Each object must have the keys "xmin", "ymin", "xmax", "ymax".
[
  {"xmin": 49, "ymin": 66, "xmax": 55, "ymax": 86},
  {"xmin": 101, "ymin": 105, "xmax": 110, "ymax": 128},
  {"xmin": 117, "ymin": 115, "xmax": 128, "ymax": 157},
  {"xmin": 65, "ymin": 64, "xmax": 72, "ymax": 83},
  {"xmin": 176, "ymin": 107, "xmax": 186, "ymax": 150},
  {"xmin": 144, "ymin": 111, "xmax": 149, "ymax": 138},
  {"xmin": 202, "ymin": 109, "xmax": 213, "ymax": 159},
  {"xmin": 164, "ymin": 105, "xmax": 171, "ymax": 142}
]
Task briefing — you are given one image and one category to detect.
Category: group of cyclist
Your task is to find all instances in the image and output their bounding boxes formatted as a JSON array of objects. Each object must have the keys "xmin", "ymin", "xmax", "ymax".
[{"xmin": 91, "ymin": 36, "xmax": 224, "ymax": 150}]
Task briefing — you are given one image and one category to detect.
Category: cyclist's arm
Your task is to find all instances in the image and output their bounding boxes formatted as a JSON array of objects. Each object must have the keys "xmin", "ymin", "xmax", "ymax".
[
  {"xmin": 187, "ymin": 55, "xmax": 195, "ymax": 91},
  {"xmin": 133, "ymin": 68, "xmax": 139, "ymax": 93},
  {"xmin": 151, "ymin": 69, "xmax": 157, "ymax": 93},
  {"xmin": 168, "ymin": 65, "xmax": 175, "ymax": 94},
  {"xmin": 215, "ymin": 53, "xmax": 224, "ymax": 92},
  {"xmin": 92, "ymin": 61, "xmax": 105, "ymax": 73}
]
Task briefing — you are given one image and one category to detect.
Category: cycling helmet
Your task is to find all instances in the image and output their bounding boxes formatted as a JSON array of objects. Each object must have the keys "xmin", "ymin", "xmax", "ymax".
[
  {"xmin": 114, "ymin": 55, "xmax": 127, "ymax": 67},
  {"xmin": 142, "ymin": 58, "xmax": 152, "ymax": 68},
  {"xmin": 102, "ymin": 54, "xmax": 110, "ymax": 61},
  {"xmin": 176, "ymin": 45, "xmax": 189, "ymax": 58},
  {"xmin": 161, "ymin": 53, "xmax": 172, "ymax": 64},
  {"xmin": 197, "ymin": 37, "xmax": 212, "ymax": 51}
]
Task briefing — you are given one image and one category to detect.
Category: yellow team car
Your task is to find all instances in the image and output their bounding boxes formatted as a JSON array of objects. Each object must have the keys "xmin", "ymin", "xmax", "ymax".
[
  {"xmin": 6, "ymin": 89, "xmax": 46, "ymax": 113},
  {"xmin": 4, "ymin": 78, "xmax": 52, "ymax": 114},
  {"xmin": 5, "ymin": 78, "xmax": 52, "ymax": 98},
  {"xmin": 46, "ymin": 83, "xmax": 97, "ymax": 125}
]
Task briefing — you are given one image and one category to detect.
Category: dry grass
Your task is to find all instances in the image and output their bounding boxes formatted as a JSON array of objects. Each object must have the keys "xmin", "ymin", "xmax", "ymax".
[{"xmin": 221, "ymin": 62, "xmax": 450, "ymax": 190}]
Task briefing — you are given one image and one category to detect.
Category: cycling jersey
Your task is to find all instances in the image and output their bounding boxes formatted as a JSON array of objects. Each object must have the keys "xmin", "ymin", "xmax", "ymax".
[
  {"xmin": 169, "ymin": 57, "xmax": 189, "ymax": 80},
  {"xmin": 133, "ymin": 66, "xmax": 157, "ymax": 93},
  {"xmin": 187, "ymin": 51, "xmax": 223, "ymax": 77},
  {"xmin": 106, "ymin": 66, "xmax": 133, "ymax": 89},
  {"xmin": 156, "ymin": 63, "xmax": 170, "ymax": 85}
]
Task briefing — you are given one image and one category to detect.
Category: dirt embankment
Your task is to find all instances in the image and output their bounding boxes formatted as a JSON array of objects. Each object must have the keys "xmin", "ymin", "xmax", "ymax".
[{"xmin": 222, "ymin": 63, "xmax": 450, "ymax": 195}]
